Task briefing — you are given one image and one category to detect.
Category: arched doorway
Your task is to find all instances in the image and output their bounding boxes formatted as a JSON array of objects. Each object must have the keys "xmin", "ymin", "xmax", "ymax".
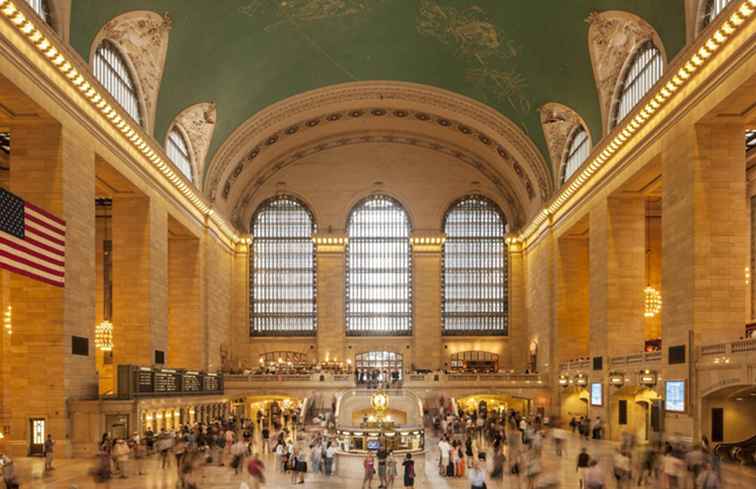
[{"xmin": 355, "ymin": 351, "xmax": 403, "ymax": 384}]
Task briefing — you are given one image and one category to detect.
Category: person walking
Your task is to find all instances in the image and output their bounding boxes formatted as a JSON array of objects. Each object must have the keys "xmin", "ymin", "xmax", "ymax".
[
  {"xmin": 469, "ymin": 460, "xmax": 487, "ymax": 489},
  {"xmin": 231, "ymin": 436, "xmax": 248, "ymax": 475},
  {"xmin": 112, "ymin": 438, "xmax": 130, "ymax": 478},
  {"xmin": 324, "ymin": 441, "xmax": 337, "ymax": 476},
  {"xmin": 1, "ymin": 455, "xmax": 19, "ymax": 489},
  {"xmin": 246, "ymin": 452, "xmax": 266, "ymax": 489},
  {"xmin": 576, "ymin": 447, "xmax": 590, "ymax": 489},
  {"xmin": 43, "ymin": 434, "xmax": 55, "ymax": 471},
  {"xmin": 402, "ymin": 453, "xmax": 415, "ymax": 488}
]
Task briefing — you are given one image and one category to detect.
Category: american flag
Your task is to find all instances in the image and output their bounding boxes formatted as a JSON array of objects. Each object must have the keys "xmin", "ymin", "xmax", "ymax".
[{"xmin": 0, "ymin": 188, "xmax": 65, "ymax": 287}]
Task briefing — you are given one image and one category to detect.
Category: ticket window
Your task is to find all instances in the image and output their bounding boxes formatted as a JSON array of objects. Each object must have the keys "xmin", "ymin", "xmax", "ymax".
[{"xmin": 29, "ymin": 418, "xmax": 45, "ymax": 456}]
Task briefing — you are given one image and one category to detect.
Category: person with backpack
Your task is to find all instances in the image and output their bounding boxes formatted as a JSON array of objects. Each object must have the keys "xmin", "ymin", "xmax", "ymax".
[{"xmin": 402, "ymin": 453, "xmax": 415, "ymax": 488}]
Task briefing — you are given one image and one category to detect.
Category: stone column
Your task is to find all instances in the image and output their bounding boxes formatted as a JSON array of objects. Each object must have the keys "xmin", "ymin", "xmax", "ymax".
[
  {"xmin": 168, "ymin": 234, "xmax": 203, "ymax": 370},
  {"xmin": 111, "ymin": 195, "xmax": 168, "ymax": 367},
  {"xmin": 589, "ymin": 197, "xmax": 646, "ymax": 358},
  {"xmin": 3, "ymin": 122, "xmax": 97, "ymax": 456},
  {"xmin": 315, "ymin": 236, "xmax": 346, "ymax": 362},
  {"xmin": 412, "ymin": 236, "xmax": 443, "ymax": 371}
]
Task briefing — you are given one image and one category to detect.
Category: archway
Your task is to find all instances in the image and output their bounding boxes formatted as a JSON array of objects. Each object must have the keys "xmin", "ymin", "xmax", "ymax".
[
  {"xmin": 607, "ymin": 386, "xmax": 660, "ymax": 442},
  {"xmin": 700, "ymin": 384, "xmax": 756, "ymax": 458},
  {"xmin": 560, "ymin": 387, "xmax": 590, "ymax": 425}
]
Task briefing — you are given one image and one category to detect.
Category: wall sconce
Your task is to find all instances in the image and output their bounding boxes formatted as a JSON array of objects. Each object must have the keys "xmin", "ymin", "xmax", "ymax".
[
  {"xmin": 609, "ymin": 372, "xmax": 625, "ymax": 387},
  {"xmin": 559, "ymin": 375, "xmax": 569, "ymax": 386},
  {"xmin": 640, "ymin": 369, "xmax": 657, "ymax": 386},
  {"xmin": 575, "ymin": 374, "xmax": 587, "ymax": 386}
]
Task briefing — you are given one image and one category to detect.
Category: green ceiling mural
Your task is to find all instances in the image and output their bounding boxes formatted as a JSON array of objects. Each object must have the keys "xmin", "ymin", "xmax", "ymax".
[{"xmin": 69, "ymin": 0, "xmax": 685, "ymax": 180}]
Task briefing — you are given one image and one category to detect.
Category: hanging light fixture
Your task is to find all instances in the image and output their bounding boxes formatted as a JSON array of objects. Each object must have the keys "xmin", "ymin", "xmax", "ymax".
[
  {"xmin": 644, "ymin": 215, "xmax": 662, "ymax": 318},
  {"xmin": 95, "ymin": 320, "xmax": 113, "ymax": 351}
]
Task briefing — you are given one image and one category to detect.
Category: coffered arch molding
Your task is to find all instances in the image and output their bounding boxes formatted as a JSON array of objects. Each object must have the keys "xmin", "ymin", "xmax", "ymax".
[
  {"xmin": 206, "ymin": 81, "xmax": 552, "ymax": 221},
  {"xmin": 231, "ymin": 131, "xmax": 525, "ymax": 232}
]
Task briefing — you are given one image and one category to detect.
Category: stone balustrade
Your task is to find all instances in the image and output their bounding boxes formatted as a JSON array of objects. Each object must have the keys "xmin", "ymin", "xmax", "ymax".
[{"xmin": 222, "ymin": 372, "xmax": 548, "ymax": 391}]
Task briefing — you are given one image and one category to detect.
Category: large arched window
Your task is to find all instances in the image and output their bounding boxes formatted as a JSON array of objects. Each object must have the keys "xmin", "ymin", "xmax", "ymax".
[
  {"xmin": 346, "ymin": 195, "xmax": 412, "ymax": 336},
  {"xmin": 561, "ymin": 126, "xmax": 590, "ymax": 184},
  {"xmin": 702, "ymin": 0, "xmax": 733, "ymax": 28},
  {"xmin": 442, "ymin": 196, "xmax": 508, "ymax": 336},
  {"xmin": 611, "ymin": 41, "xmax": 663, "ymax": 129},
  {"xmin": 166, "ymin": 127, "xmax": 193, "ymax": 182},
  {"xmin": 250, "ymin": 196, "xmax": 316, "ymax": 336},
  {"xmin": 24, "ymin": 0, "xmax": 52, "ymax": 25},
  {"xmin": 93, "ymin": 40, "xmax": 143, "ymax": 126}
]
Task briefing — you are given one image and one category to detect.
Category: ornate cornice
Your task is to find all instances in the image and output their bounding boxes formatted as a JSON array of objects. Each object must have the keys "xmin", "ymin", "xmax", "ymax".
[
  {"xmin": 90, "ymin": 10, "xmax": 172, "ymax": 135},
  {"xmin": 230, "ymin": 131, "xmax": 526, "ymax": 230},
  {"xmin": 205, "ymin": 81, "xmax": 552, "ymax": 206},
  {"xmin": 586, "ymin": 11, "xmax": 666, "ymax": 135},
  {"xmin": 539, "ymin": 103, "xmax": 591, "ymax": 186}
]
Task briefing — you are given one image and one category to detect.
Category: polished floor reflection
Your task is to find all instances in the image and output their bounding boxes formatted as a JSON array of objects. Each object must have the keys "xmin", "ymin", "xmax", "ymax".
[{"xmin": 7, "ymin": 432, "xmax": 756, "ymax": 488}]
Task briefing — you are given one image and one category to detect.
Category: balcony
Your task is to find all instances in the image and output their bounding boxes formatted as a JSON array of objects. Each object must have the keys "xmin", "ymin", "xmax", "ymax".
[{"xmin": 222, "ymin": 371, "xmax": 548, "ymax": 394}]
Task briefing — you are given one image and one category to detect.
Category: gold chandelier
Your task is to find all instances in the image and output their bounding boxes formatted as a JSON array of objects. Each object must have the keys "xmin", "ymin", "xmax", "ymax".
[
  {"xmin": 95, "ymin": 320, "xmax": 113, "ymax": 352},
  {"xmin": 644, "ymin": 286, "xmax": 662, "ymax": 318}
]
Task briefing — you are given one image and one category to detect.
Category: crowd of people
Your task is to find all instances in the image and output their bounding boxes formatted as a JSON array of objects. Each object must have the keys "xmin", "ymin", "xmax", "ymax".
[{"xmin": 0, "ymin": 396, "xmax": 737, "ymax": 489}]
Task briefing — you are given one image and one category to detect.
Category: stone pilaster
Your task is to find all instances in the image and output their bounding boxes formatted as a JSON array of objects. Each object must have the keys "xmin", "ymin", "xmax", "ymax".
[
  {"xmin": 3, "ymin": 122, "xmax": 96, "ymax": 456},
  {"xmin": 589, "ymin": 197, "xmax": 646, "ymax": 358},
  {"xmin": 412, "ymin": 237, "xmax": 443, "ymax": 370},
  {"xmin": 111, "ymin": 195, "xmax": 167, "ymax": 367},
  {"xmin": 556, "ymin": 235, "xmax": 590, "ymax": 362},
  {"xmin": 508, "ymin": 239, "xmax": 528, "ymax": 369},
  {"xmin": 315, "ymin": 237, "xmax": 346, "ymax": 363},
  {"xmin": 168, "ymin": 235, "xmax": 202, "ymax": 370}
]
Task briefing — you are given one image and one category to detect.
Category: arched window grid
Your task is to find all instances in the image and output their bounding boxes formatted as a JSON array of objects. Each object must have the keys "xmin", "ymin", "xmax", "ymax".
[
  {"xmin": 250, "ymin": 196, "xmax": 317, "ymax": 336},
  {"xmin": 166, "ymin": 126, "xmax": 193, "ymax": 182},
  {"xmin": 24, "ymin": 0, "xmax": 52, "ymax": 25},
  {"xmin": 611, "ymin": 41, "xmax": 663, "ymax": 129},
  {"xmin": 92, "ymin": 40, "xmax": 143, "ymax": 127},
  {"xmin": 561, "ymin": 126, "xmax": 590, "ymax": 185},
  {"xmin": 442, "ymin": 196, "xmax": 508, "ymax": 336},
  {"xmin": 702, "ymin": 0, "xmax": 733, "ymax": 28},
  {"xmin": 346, "ymin": 195, "xmax": 412, "ymax": 336}
]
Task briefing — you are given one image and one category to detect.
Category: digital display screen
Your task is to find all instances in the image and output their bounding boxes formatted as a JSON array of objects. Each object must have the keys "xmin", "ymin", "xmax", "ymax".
[
  {"xmin": 591, "ymin": 382, "xmax": 603, "ymax": 406},
  {"xmin": 367, "ymin": 439, "xmax": 381, "ymax": 451},
  {"xmin": 665, "ymin": 380, "xmax": 685, "ymax": 412}
]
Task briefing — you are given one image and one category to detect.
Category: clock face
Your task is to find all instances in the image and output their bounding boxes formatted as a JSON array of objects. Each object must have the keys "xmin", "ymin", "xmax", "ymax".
[{"xmin": 372, "ymin": 393, "xmax": 388, "ymax": 410}]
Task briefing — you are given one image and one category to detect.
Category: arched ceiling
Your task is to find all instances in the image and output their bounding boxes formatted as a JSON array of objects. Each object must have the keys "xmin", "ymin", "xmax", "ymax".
[{"xmin": 69, "ymin": 0, "xmax": 685, "ymax": 226}]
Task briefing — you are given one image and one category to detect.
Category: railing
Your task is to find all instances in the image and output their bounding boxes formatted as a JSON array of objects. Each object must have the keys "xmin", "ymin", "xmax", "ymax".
[
  {"xmin": 699, "ymin": 338, "xmax": 756, "ymax": 357},
  {"xmin": 560, "ymin": 359, "xmax": 591, "ymax": 371},
  {"xmin": 608, "ymin": 351, "xmax": 662, "ymax": 367},
  {"xmin": 223, "ymin": 372, "xmax": 547, "ymax": 389}
]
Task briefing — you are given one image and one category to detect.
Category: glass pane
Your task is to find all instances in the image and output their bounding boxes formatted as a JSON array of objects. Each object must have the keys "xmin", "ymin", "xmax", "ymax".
[
  {"xmin": 250, "ymin": 197, "xmax": 316, "ymax": 335},
  {"xmin": 346, "ymin": 196, "xmax": 412, "ymax": 335},
  {"xmin": 562, "ymin": 127, "xmax": 590, "ymax": 183},
  {"xmin": 612, "ymin": 42, "xmax": 663, "ymax": 128},
  {"xmin": 166, "ymin": 128, "xmax": 193, "ymax": 182},
  {"xmin": 93, "ymin": 41, "xmax": 143, "ymax": 127},
  {"xmin": 442, "ymin": 196, "xmax": 508, "ymax": 335}
]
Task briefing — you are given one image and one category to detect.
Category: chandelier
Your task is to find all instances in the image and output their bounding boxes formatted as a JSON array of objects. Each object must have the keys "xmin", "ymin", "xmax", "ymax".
[
  {"xmin": 95, "ymin": 320, "xmax": 113, "ymax": 352},
  {"xmin": 644, "ymin": 286, "xmax": 662, "ymax": 318}
]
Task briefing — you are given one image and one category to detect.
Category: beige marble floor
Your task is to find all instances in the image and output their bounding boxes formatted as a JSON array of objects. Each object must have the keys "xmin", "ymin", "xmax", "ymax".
[{"xmin": 7, "ymin": 432, "xmax": 756, "ymax": 488}]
